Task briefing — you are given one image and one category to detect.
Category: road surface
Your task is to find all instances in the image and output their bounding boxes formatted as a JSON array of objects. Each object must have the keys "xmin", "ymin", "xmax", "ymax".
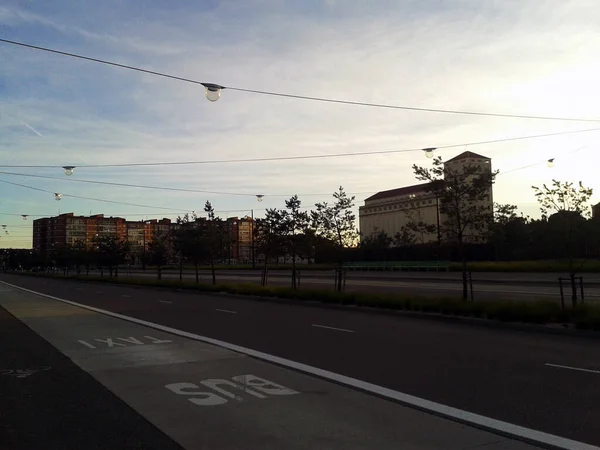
[
  {"xmin": 2, "ymin": 273, "xmax": 599, "ymax": 448},
  {"xmin": 0, "ymin": 276, "xmax": 552, "ymax": 450}
]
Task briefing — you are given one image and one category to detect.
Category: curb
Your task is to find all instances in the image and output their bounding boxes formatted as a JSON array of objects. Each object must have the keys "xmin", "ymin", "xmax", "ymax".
[{"xmin": 9, "ymin": 273, "xmax": 599, "ymax": 340}]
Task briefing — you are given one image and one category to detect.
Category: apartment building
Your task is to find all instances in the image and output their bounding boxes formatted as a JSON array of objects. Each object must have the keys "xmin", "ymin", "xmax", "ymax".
[
  {"xmin": 33, "ymin": 213, "xmax": 176, "ymax": 256},
  {"xmin": 359, "ymin": 151, "xmax": 493, "ymax": 244},
  {"xmin": 33, "ymin": 213, "xmax": 127, "ymax": 255}
]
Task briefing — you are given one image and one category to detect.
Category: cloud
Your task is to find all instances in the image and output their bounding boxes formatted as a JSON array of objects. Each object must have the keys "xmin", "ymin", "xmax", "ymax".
[{"xmin": 1, "ymin": 0, "xmax": 600, "ymax": 247}]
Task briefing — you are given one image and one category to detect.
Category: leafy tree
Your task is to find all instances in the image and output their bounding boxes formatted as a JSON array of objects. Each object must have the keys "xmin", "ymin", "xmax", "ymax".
[
  {"xmin": 404, "ymin": 207, "xmax": 436, "ymax": 244},
  {"xmin": 532, "ymin": 180, "xmax": 593, "ymax": 305},
  {"xmin": 413, "ymin": 157, "xmax": 497, "ymax": 300},
  {"xmin": 311, "ymin": 186, "xmax": 359, "ymax": 292},
  {"xmin": 94, "ymin": 235, "xmax": 129, "ymax": 278},
  {"xmin": 204, "ymin": 201, "xmax": 219, "ymax": 285},
  {"xmin": 70, "ymin": 239, "xmax": 89, "ymax": 275},
  {"xmin": 175, "ymin": 212, "xmax": 207, "ymax": 283},
  {"xmin": 280, "ymin": 195, "xmax": 310, "ymax": 290},
  {"xmin": 254, "ymin": 208, "xmax": 285, "ymax": 286},
  {"xmin": 393, "ymin": 228, "xmax": 417, "ymax": 247},
  {"xmin": 360, "ymin": 228, "xmax": 392, "ymax": 250},
  {"xmin": 147, "ymin": 232, "xmax": 170, "ymax": 280}
]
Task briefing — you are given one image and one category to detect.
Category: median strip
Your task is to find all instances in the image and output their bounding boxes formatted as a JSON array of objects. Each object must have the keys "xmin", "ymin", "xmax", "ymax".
[{"xmin": 8, "ymin": 272, "xmax": 600, "ymax": 332}]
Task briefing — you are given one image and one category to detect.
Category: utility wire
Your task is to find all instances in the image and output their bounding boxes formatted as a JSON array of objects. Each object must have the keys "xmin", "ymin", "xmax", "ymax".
[
  {"xmin": 1, "ymin": 126, "xmax": 600, "ymax": 169},
  {"xmin": 0, "ymin": 170, "xmax": 374, "ymax": 197},
  {"xmin": 0, "ymin": 179, "xmax": 187, "ymax": 212},
  {"xmin": 2, "ymin": 37, "xmax": 600, "ymax": 123}
]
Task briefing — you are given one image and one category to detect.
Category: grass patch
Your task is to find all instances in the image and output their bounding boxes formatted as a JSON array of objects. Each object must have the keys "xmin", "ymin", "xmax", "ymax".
[
  {"xmin": 147, "ymin": 260, "xmax": 600, "ymax": 273},
  {"xmin": 15, "ymin": 272, "xmax": 600, "ymax": 331},
  {"xmin": 462, "ymin": 260, "xmax": 600, "ymax": 273}
]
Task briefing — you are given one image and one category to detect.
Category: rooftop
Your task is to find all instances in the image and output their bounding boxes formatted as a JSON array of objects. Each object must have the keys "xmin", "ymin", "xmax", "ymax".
[
  {"xmin": 445, "ymin": 151, "xmax": 490, "ymax": 163},
  {"xmin": 364, "ymin": 183, "xmax": 430, "ymax": 202}
]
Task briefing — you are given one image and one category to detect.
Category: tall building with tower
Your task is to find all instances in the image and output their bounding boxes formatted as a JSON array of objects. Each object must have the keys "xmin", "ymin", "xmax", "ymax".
[{"xmin": 359, "ymin": 151, "xmax": 493, "ymax": 244}]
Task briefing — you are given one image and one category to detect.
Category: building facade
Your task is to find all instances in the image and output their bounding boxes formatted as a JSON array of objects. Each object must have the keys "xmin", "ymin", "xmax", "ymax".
[
  {"xmin": 359, "ymin": 151, "xmax": 493, "ymax": 244},
  {"xmin": 593, "ymin": 203, "xmax": 600, "ymax": 220},
  {"xmin": 32, "ymin": 213, "xmax": 176, "ymax": 257}
]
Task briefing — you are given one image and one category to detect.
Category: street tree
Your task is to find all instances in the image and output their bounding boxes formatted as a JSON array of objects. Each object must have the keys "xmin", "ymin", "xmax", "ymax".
[
  {"xmin": 280, "ymin": 195, "xmax": 310, "ymax": 290},
  {"xmin": 532, "ymin": 179, "xmax": 593, "ymax": 305},
  {"xmin": 175, "ymin": 212, "xmax": 207, "ymax": 283},
  {"xmin": 204, "ymin": 201, "xmax": 219, "ymax": 285},
  {"xmin": 94, "ymin": 234, "xmax": 129, "ymax": 278},
  {"xmin": 311, "ymin": 186, "xmax": 359, "ymax": 292},
  {"xmin": 413, "ymin": 157, "xmax": 497, "ymax": 300},
  {"xmin": 404, "ymin": 207, "xmax": 436, "ymax": 244},
  {"xmin": 147, "ymin": 232, "xmax": 170, "ymax": 280},
  {"xmin": 253, "ymin": 208, "xmax": 285, "ymax": 286}
]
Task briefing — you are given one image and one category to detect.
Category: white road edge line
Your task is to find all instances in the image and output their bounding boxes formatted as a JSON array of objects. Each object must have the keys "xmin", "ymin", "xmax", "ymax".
[
  {"xmin": 312, "ymin": 324, "xmax": 354, "ymax": 333},
  {"xmin": 545, "ymin": 363, "xmax": 600, "ymax": 375},
  {"xmin": 158, "ymin": 300, "xmax": 172, "ymax": 304},
  {"xmin": 215, "ymin": 309, "xmax": 237, "ymax": 314},
  {"xmin": 0, "ymin": 280, "xmax": 596, "ymax": 450}
]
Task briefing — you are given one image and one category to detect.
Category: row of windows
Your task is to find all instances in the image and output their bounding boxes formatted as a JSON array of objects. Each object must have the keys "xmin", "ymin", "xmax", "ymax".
[{"xmin": 363, "ymin": 199, "xmax": 435, "ymax": 214}]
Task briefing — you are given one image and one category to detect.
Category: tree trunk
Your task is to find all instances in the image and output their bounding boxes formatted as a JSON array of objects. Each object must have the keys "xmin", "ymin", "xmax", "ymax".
[
  {"xmin": 291, "ymin": 248, "xmax": 297, "ymax": 290},
  {"xmin": 195, "ymin": 262, "xmax": 199, "ymax": 284},
  {"xmin": 459, "ymin": 242, "xmax": 468, "ymax": 300},
  {"xmin": 100, "ymin": 266, "xmax": 104, "ymax": 277},
  {"xmin": 179, "ymin": 257, "xmax": 183, "ymax": 282},
  {"xmin": 568, "ymin": 257, "xmax": 578, "ymax": 306},
  {"xmin": 210, "ymin": 258, "xmax": 216, "ymax": 285},
  {"xmin": 336, "ymin": 261, "xmax": 343, "ymax": 292},
  {"xmin": 157, "ymin": 264, "xmax": 162, "ymax": 280}
]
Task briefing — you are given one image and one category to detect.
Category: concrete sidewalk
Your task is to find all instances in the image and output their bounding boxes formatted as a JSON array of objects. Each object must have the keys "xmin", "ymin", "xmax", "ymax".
[
  {"xmin": 0, "ymin": 290, "xmax": 182, "ymax": 450},
  {"xmin": 0, "ymin": 284, "xmax": 554, "ymax": 450}
]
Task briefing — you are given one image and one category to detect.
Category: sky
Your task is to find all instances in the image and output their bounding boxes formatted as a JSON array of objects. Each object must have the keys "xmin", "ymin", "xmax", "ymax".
[{"xmin": 1, "ymin": 0, "xmax": 600, "ymax": 248}]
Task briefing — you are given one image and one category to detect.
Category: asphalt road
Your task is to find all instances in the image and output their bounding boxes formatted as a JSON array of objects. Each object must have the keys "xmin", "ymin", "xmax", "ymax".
[
  {"xmin": 3, "ymin": 274, "xmax": 600, "ymax": 446},
  {"xmin": 105, "ymin": 269, "xmax": 600, "ymax": 302},
  {"xmin": 0, "ymin": 301, "xmax": 182, "ymax": 450}
]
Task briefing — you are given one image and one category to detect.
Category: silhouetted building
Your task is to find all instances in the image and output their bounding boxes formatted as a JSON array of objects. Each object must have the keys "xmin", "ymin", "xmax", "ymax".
[{"xmin": 359, "ymin": 151, "xmax": 493, "ymax": 244}]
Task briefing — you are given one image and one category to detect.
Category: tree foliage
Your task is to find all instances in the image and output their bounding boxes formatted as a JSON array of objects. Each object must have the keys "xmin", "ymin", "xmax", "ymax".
[{"xmin": 412, "ymin": 156, "xmax": 497, "ymax": 299}]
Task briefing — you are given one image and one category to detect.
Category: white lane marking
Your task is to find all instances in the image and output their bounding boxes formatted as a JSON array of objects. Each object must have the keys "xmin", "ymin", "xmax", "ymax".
[
  {"xmin": 216, "ymin": 309, "xmax": 237, "ymax": 314},
  {"xmin": 545, "ymin": 363, "xmax": 600, "ymax": 375},
  {"xmin": 312, "ymin": 324, "xmax": 354, "ymax": 333},
  {"xmin": 121, "ymin": 294, "xmax": 131, "ymax": 298},
  {"xmin": 78, "ymin": 340, "xmax": 97, "ymax": 349},
  {"xmin": 1, "ymin": 280, "xmax": 596, "ymax": 450},
  {"xmin": 159, "ymin": 300, "xmax": 172, "ymax": 304}
]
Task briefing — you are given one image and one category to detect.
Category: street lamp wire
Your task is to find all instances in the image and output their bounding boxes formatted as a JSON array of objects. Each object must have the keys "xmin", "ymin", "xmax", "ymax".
[
  {"xmin": 2, "ymin": 37, "xmax": 600, "ymax": 124},
  {"xmin": 0, "ymin": 178, "xmax": 186, "ymax": 212},
  {"xmin": 0, "ymin": 170, "xmax": 373, "ymax": 197},
  {"xmin": 1, "ymin": 126, "xmax": 599, "ymax": 169}
]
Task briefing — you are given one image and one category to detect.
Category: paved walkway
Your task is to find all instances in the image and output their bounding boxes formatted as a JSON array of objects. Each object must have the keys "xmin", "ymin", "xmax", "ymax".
[
  {"xmin": 0, "ymin": 282, "xmax": 549, "ymax": 450},
  {"xmin": 0, "ymin": 295, "xmax": 182, "ymax": 449}
]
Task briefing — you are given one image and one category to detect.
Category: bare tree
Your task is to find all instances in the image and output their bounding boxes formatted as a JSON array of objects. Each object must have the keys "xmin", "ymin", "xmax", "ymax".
[{"xmin": 413, "ymin": 157, "xmax": 497, "ymax": 300}]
